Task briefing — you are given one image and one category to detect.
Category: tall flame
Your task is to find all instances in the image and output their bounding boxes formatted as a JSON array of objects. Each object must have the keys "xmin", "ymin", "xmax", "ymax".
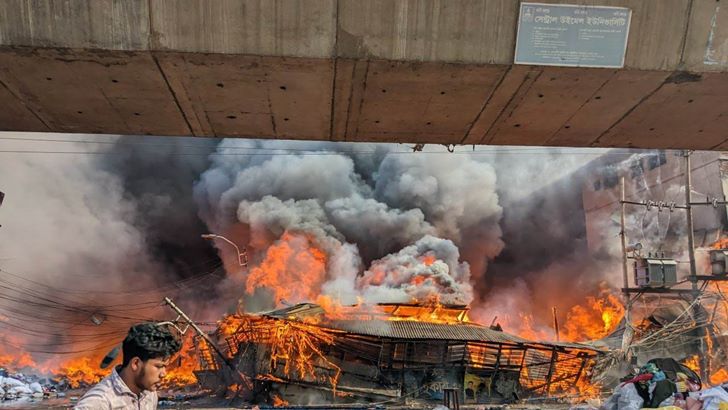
[
  {"xmin": 245, "ymin": 232, "xmax": 327, "ymax": 304},
  {"xmin": 562, "ymin": 292, "xmax": 625, "ymax": 341}
]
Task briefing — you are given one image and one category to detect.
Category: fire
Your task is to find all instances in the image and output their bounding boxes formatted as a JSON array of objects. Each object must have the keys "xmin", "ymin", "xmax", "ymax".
[
  {"xmin": 32, "ymin": 337, "xmax": 198, "ymax": 391},
  {"xmin": 520, "ymin": 351, "xmax": 601, "ymax": 400},
  {"xmin": 505, "ymin": 313, "xmax": 554, "ymax": 341},
  {"xmin": 216, "ymin": 314, "xmax": 341, "ymax": 394},
  {"xmin": 53, "ymin": 356, "xmax": 109, "ymax": 388},
  {"xmin": 495, "ymin": 290, "xmax": 625, "ymax": 343},
  {"xmin": 272, "ymin": 394, "xmax": 289, "ymax": 406},
  {"xmin": 422, "ymin": 254, "xmax": 437, "ymax": 266},
  {"xmin": 245, "ymin": 231, "xmax": 327, "ymax": 304},
  {"xmin": 317, "ymin": 297, "xmax": 470, "ymax": 324},
  {"xmin": 684, "ymin": 355, "xmax": 700, "ymax": 373},
  {"xmin": 0, "ymin": 346, "xmax": 36, "ymax": 372},
  {"xmin": 562, "ymin": 292, "xmax": 625, "ymax": 341},
  {"xmin": 161, "ymin": 335, "xmax": 199, "ymax": 388},
  {"xmin": 683, "ymin": 355, "xmax": 728, "ymax": 386},
  {"xmin": 710, "ymin": 368, "xmax": 728, "ymax": 385},
  {"xmin": 381, "ymin": 298, "xmax": 470, "ymax": 324},
  {"xmin": 711, "ymin": 238, "xmax": 728, "ymax": 249}
]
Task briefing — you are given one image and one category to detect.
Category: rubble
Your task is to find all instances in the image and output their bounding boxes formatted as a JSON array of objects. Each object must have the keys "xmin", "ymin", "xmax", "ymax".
[{"xmin": 0, "ymin": 372, "xmax": 51, "ymax": 401}]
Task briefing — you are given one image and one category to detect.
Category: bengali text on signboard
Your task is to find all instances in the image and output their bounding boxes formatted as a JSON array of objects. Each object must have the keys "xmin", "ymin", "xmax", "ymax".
[{"xmin": 515, "ymin": 3, "xmax": 631, "ymax": 68}]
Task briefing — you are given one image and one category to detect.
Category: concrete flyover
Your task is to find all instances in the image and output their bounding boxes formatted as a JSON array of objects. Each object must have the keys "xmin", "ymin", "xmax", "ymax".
[{"xmin": 0, "ymin": 0, "xmax": 727, "ymax": 149}]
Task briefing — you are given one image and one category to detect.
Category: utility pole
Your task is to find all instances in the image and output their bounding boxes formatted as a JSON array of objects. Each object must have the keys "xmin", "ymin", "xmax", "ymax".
[
  {"xmin": 685, "ymin": 151, "xmax": 698, "ymax": 290},
  {"xmin": 683, "ymin": 151, "xmax": 709, "ymax": 382},
  {"xmin": 619, "ymin": 151, "xmax": 723, "ymax": 381},
  {"xmin": 163, "ymin": 297, "xmax": 237, "ymax": 371},
  {"xmin": 620, "ymin": 177, "xmax": 634, "ymax": 353}
]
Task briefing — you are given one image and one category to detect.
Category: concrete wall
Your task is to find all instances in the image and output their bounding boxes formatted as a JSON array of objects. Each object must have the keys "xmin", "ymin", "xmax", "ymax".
[
  {"xmin": 1, "ymin": 0, "xmax": 727, "ymax": 71},
  {"xmin": 0, "ymin": 0, "xmax": 727, "ymax": 147}
]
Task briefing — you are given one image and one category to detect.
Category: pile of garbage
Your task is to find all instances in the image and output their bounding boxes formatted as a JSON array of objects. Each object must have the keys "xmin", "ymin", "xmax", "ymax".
[
  {"xmin": 0, "ymin": 369, "xmax": 63, "ymax": 402},
  {"xmin": 600, "ymin": 358, "xmax": 728, "ymax": 410}
]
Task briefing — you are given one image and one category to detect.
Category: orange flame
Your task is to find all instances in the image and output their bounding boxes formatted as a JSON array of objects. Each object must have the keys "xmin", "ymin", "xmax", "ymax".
[
  {"xmin": 562, "ymin": 292, "xmax": 625, "ymax": 341},
  {"xmin": 0, "ymin": 346, "xmax": 36, "ymax": 372},
  {"xmin": 710, "ymin": 368, "xmax": 728, "ymax": 385},
  {"xmin": 245, "ymin": 232, "xmax": 327, "ymax": 304},
  {"xmin": 272, "ymin": 394, "xmax": 289, "ymax": 407},
  {"xmin": 217, "ymin": 314, "xmax": 341, "ymax": 395},
  {"xmin": 499, "ymin": 289, "xmax": 624, "ymax": 343},
  {"xmin": 160, "ymin": 335, "xmax": 199, "ymax": 388},
  {"xmin": 682, "ymin": 355, "xmax": 728, "ymax": 385},
  {"xmin": 711, "ymin": 238, "xmax": 728, "ymax": 249},
  {"xmin": 422, "ymin": 254, "xmax": 437, "ymax": 266},
  {"xmin": 53, "ymin": 356, "xmax": 109, "ymax": 388}
]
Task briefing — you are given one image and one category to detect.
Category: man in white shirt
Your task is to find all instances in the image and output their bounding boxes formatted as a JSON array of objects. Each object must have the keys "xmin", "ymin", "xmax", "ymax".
[{"xmin": 75, "ymin": 323, "xmax": 182, "ymax": 409}]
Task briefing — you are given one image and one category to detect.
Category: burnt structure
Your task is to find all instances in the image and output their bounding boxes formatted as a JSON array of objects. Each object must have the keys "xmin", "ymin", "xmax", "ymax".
[{"xmin": 193, "ymin": 303, "xmax": 602, "ymax": 406}]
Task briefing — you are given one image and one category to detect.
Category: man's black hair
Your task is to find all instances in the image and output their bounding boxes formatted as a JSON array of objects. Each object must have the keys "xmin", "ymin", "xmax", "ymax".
[{"xmin": 121, "ymin": 323, "xmax": 182, "ymax": 368}]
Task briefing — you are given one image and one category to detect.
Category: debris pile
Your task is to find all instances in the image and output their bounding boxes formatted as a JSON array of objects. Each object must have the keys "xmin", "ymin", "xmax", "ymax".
[
  {"xmin": 598, "ymin": 359, "xmax": 728, "ymax": 410},
  {"xmin": 0, "ymin": 370, "xmax": 60, "ymax": 401}
]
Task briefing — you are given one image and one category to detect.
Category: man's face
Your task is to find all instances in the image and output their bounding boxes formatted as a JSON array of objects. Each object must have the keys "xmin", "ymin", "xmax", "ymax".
[{"xmin": 133, "ymin": 357, "xmax": 169, "ymax": 391}]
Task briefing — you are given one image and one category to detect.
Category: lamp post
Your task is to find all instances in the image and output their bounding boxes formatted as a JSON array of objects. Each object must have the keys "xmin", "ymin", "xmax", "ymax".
[{"xmin": 201, "ymin": 233, "xmax": 248, "ymax": 267}]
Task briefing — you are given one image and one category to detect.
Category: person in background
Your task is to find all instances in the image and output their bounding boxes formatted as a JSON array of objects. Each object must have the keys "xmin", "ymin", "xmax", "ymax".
[{"xmin": 75, "ymin": 323, "xmax": 181, "ymax": 410}]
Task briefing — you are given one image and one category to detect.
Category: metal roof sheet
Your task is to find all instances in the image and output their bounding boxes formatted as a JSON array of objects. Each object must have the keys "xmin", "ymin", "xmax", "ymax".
[{"xmin": 324, "ymin": 319, "xmax": 531, "ymax": 345}]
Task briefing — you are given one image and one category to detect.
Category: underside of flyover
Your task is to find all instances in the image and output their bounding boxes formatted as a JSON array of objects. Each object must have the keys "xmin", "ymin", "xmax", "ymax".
[{"xmin": 0, "ymin": 0, "xmax": 727, "ymax": 150}]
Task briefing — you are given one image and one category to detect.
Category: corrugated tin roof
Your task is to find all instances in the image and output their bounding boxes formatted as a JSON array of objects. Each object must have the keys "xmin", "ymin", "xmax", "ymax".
[
  {"xmin": 258, "ymin": 303, "xmax": 603, "ymax": 352},
  {"xmin": 323, "ymin": 319, "xmax": 531, "ymax": 345},
  {"xmin": 263, "ymin": 303, "xmax": 324, "ymax": 319}
]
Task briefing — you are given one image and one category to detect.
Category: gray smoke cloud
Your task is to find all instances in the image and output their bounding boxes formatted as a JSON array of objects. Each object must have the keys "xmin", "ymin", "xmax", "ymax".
[
  {"xmin": 193, "ymin": 141, "xmax": 504, "ymax": 308},
  {"xmin": 5, "ymin": 132, "xmax": 711, "ymax": 361},
  {"xmin": 0, "ymin": 135, "xmax": 174, "ymax": 366},
  {"xmin": 0, "ymin": 133, "xmax": 225, "ymax": 370},
  {"xmin": 325, "ymin": 195, "xmax": 436, "ymax": 263}
]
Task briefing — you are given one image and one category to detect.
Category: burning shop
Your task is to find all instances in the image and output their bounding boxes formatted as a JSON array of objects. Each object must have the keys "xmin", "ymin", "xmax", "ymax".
[{"xmin": 191, "ymin": 301, "xmax": 602, "ymax": 406}]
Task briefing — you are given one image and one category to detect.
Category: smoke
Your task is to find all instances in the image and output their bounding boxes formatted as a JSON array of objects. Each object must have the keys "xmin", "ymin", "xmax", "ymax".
[
  {"xmin": 0, "ymin": 135, "xmax": 170, "ymax": 365},
  {"xmin": 374, "ymin": 153, "xmax": 504, "ymax": 277},
  {"xmin": 0, "ymin": 133, "xmax": 222, "ymax": 367},
  {"xmin": 0, "ymin": 137, "xmax": 165, "ymax": 290},
  {"xmin": 193, "ymin": 141, "xmax": 504, "ymax": 308},
  {"xmin": 97, "ymin": 135, "xmax": 219, "ymax": 277},
  {"xmin": 470, "ymin": 149, "xmax": 728, "ymax": 340},
  {"xmin": 358, "ymin": 235, "xmax": 472, "ymax": 304},
  {"xmin": 325, "ymin": 195, "xmax": 435, "ymax": 263},
  {"xmin": 3, "ymin": 131, "xmax": 712, "ymax": 370}
]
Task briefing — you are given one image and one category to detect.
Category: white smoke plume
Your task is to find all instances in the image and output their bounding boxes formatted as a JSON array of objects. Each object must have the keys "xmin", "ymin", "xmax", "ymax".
[{"xmin": 358, "ymin": 235, "xmax": 472, "ymax": 304}]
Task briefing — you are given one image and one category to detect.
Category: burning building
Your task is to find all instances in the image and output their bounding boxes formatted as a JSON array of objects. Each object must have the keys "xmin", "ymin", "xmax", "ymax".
[
  {"xmin": 4, "ymin": 137, "xmax": 726, "ymax": 404},
  {"xmin": 191, "ymin": 302, "xmax": 602, "ymax": 406}
]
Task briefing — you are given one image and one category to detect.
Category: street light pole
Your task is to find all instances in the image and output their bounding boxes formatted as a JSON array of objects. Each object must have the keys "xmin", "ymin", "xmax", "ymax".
[{"xmin": 201, "ymin": 233, "xmax": 248, "ymax": 267}]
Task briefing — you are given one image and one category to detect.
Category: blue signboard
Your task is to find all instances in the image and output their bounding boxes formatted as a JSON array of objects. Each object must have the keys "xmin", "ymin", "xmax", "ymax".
[{"xmin": 515, "ymin": 3, "xmax": 632, "ymax": 68}]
